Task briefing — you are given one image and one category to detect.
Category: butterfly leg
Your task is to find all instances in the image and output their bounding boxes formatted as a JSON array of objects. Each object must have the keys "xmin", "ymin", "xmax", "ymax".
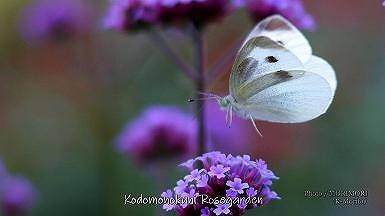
[
  {"xmin": 229, "ymin": 106, "xmax": 233, "ymax": 128},
  {"xmin": 249, "ymin": 115, "xmax": 263, "ymax": 137},
  {"xmin": 225, "ymin": 106, "xmax": 230, "ymax": 127}
]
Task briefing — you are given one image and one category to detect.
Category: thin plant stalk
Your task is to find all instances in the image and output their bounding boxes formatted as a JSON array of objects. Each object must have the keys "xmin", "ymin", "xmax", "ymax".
[
  {"xmin": 150, "ymin": 27, "xmax": 207, "ymax": 156},
  {"xmin": 149, "ymin": 31, "xmax": 197, "ymax": 80},
  {"xmin": 191, "ymin": 27, "xmax": 206, "ymax": 156}
]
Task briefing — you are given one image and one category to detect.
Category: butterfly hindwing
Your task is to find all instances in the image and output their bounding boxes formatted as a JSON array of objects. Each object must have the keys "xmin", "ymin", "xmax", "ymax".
[
  {"xmin": 304, "ymin": 55, "xmax": 337, "ymax": 93},
  {"xmin": 238, "ymin": 56, "xmax": 336, "ymax": 123},
  {"xmin": 245, "ymin": 70, "xmax": 333, "ymax": 123}
]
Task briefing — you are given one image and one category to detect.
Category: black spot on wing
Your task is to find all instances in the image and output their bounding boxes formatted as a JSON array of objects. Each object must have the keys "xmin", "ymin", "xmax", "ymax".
[
  {"xmin": 265, "ymin": 56, "xmax": 278, "ymax": 63},
  {"xmin": 274, "ymin": 70, "xmax": 293, "ymax": 79}
]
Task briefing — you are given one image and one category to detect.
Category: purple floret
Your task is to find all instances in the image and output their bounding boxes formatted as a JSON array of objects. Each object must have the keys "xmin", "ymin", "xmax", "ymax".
[
  {"xmin": 213, "ymin": 203, "xmax": 232, "ymax": 215},
  {"xmin": 208, "ymin": 164, "xmax": 230, "ymax": 179},
  {"xmin": 226, "ymin": 178, "xmax": 249, "ymax": 194}
]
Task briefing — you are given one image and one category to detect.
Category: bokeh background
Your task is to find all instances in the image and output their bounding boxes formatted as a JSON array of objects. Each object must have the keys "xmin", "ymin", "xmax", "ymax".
[{"xmin": 1, "ymin": 0, "xmax": 385, "ymax": 215}]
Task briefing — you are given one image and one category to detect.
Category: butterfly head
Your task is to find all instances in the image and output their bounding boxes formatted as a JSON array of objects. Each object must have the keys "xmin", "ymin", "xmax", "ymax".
[{"xmin": 217, "ymin": 95, "xmax": 235, "ymax": 109}]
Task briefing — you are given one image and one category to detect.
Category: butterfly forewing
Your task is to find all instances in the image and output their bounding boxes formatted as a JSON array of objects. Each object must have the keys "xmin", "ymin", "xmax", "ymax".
[
  {"xmin": 229, "ymin": 36, "xmax": 304, "ymax": 103},
  {"xmin": 235, "ymin": 70, "xmax": 305, "ymax": 102},
  {"xmin": 242, "ymin": 15, "xmax": 312, "ymax": 64}
]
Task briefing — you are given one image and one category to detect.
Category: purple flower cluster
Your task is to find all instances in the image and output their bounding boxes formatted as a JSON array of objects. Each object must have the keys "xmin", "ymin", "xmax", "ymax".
[
  {"xmin": 161, "ymin": 152, "xmax": 280, "ymax": 215},
  {"xmin": 103, "ymin": 0, "xmax": 231, "ymax": 31},
  {"xmin": 104, "ymin": 0, "xmax": 315, "ymax": 31},
  {"xmin": 19, "ymin": 0, "xmax": 92, "ymax": 44},
  {"xmin": 103, "ymin": 0, "xmax": 159, "ymax": 31},
  {"xmin": 0, "ymin": 161, "xmax": 37, "ymax": 216},
  {"xmin": 157, "ymin": 0, "xmax": 229, "ymax": 27},
  {"xmin": 243, "ymin": 0, "xmax": 316, "ymax": 30},
  {"xmin": 115, "ymin": 106, "xmax": 197, "ymax": 164},
  {"xmin": 0, "ymin": 177, "xmax": 37, "ymax": 216}
]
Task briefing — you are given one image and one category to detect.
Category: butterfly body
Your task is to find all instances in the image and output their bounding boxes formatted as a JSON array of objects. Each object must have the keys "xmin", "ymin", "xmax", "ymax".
[
  {"xmin": 217, "ymin": 95, "xmax": 250, "ymax": 119},
  {"xmin": 216, "ymin": 15, "xmax": 337, "ymax": 127}
]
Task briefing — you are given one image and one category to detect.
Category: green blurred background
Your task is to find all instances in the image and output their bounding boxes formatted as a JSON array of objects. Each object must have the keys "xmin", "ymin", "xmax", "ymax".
[{"xmin": 1, "ymin": 0, "xmax": 385, "ymax": 215}]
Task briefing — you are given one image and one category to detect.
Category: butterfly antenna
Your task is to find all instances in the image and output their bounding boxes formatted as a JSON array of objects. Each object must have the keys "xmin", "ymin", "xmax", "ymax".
[
  {"xmin": 249, "ymin": 115, "xmax": 263, "ymax": 137},
  {"xmin": 197, "ymin": 91, "xmax": 221, "ymax": 100},
  {"xmin": 188, "ymin": 96, "xmax": 218, "ymax": 103}
]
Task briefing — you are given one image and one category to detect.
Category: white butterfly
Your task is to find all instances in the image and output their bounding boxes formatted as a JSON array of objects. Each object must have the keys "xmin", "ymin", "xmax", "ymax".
[{"xmin": 207, "ymin": 15, "xmax": 337, "ymax": 135}]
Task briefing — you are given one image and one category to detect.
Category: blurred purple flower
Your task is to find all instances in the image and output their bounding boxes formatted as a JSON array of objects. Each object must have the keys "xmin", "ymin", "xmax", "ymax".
[
  {"xmin": 103, "ymin": 0, "xmax": 231, "ymax": 32},
  {"xmin": 0, "ymin": 161, "xmax": 6, "ymax": 180},
  {"xmin": 115, "ymin": 106, "xmax": 197, "ymax": 164},
  {"xmin": 162, "ymin": 151, "xmax": 280, "ymax": 215},
  {"xmin": 0, "ymin": 176, "xmax": 37, "ymax": 216},
  {"xmin": 157, "ymin": 0, "xmax": 230, "ymax": 28},
  {"xmin": 205, "ymin": 101, "xmax": 257, "ymax": 154},
  {"xmin": 19, "ymin": 0, "xmax": 92, "ymax": 44},
  {"xmin": 243, "ymin": 0, "xmax": 316, "ymax": 30},
  {"xmin": 103, "ymin": 0, "xmax": 159, "ymax": 31}
]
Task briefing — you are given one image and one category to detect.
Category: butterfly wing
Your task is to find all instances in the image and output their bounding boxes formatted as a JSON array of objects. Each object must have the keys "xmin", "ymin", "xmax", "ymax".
[
  {"xmin": 304, "ymin": 55, "xmax": 337, "ymax": 93},
  {"xmin": 242, "ymin": 15, "xmax": 312, "ymax": 64},
  {"xmin": 244, "ymin": 70, "xmax": 334, "ymax": 123},
  {"xmin": 229, "ymin": 15, "xmax": 336, "ymax": 123},
  {"xmin": 229, "ymin": 36, "xmax": 305, "ymax": 103},
  {"xmin": 233, "ymin": 55, "xmax": 336, "ymax": 123}
]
